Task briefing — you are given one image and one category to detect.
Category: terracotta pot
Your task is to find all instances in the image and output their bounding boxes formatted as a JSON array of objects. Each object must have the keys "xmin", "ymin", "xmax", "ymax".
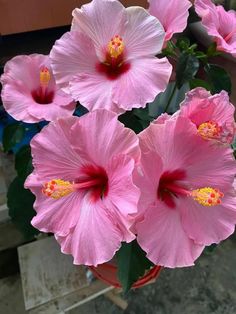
[{"xmin": 89, "ymin": 261, "xmax": 162, "ymax": 289}]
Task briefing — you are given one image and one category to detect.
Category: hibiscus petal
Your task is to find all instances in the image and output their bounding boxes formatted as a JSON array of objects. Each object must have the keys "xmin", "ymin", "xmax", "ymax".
[
  {"xmin": 55, "ymin": 195, "xmax": 123, "ymax": 266},
  {"xmin": 123, "ymin": 6, "xmax": 165, "ymax": 58},
  {"xmin": 106, "ymin": 154, "xmax": 140, "ymax": 216},
  {"xmin": 71, "ymin": 109, "xmax": 140, "ymax": 167},
  {"xmin": 113, "ymin": 57, "xmax": 172, "ymax": 111},
  {"xmin": 30, "ymin": 117, "xmax": 86, "ymax": 181},
  {"xmin": 72, "ymin": 0, "xmax": 126, "ymax": 58},
  {"xmin": 25, "ymin": 173, "xmax": 82, "ymax": 236},
  {"xmin": 149, "ymin": 0, "xmax": 191, "ymax": 42},
  {"xmin": 136, "ymin": 203, "xmax": 205, "ymax": 268},
  {"xmin": 180, "ymin": 191, "xmax": 236, "ymax": 245},
  {"xmin": 69, "ymin": 72, "xmax": 117, "ymax": 113},
  {"xmin": 50, "ymin": 31, "xmax": 98, "ymax": 93}
]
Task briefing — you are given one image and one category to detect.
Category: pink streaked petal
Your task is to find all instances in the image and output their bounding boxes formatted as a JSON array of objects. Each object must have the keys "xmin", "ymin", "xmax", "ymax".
[
  {"xmin": 106, "ymin": 154, "xmax": 140, "ymax": 216},
  {"xmin": 195, "ymin": 0, "xmax": 216, "ymax": 17},
  {"xmin": 104, "ymin": 198, "xmax": 136, "ymax": 243},
  {"xmin": 25, "ymin": 173, "xmax": 82, "ymax": 236},
  {"xmin": 123, "ymin": 7, "xmax": 165, "ymax": 59},
  {"xmin": 55, "ymin": 195, "xmax": 123, "ymax": 266},
  {"xmin": 69, "ymin": 72, "xmax": 118, "ymax": 113},
  {"xmin": 136, "ymin": 204, "xmax": 205, "ymax": 268},
  {"xmin": 148, "ymin": 0, "xmax": 191, "ymax": 42},
  {"xmin": 1, "ymin": 82, "xmax": 39, "ymax": 123},
  {"xmin": 113, "ymin": 57, "xmax": 172, "ymax": 111},
  {"xmin": 50, "ymin": 31, "xmax": 98, "ymax": 93},
  {"xmin": 179, "ymin": 87, "xmax": 215, "ymax": 125},
  {"xmin": 27, "ymin": 101, "xmax": 75, "ymax": 122},
  {"xmin": 152, "ymin": 113, "xmax": 171, "ymax": 125},
  {"xmin": 71, "ymin": 109, "xmax": 140, "ymax": 167},
  {"xmin": 134, "ymin": 151, "xmax": 163, "ymax": 216},
  {"xmin": 30, "ymin": 117, "xmax": 86, "ymax": 181},
  {"xmin": 72, "ymin": 0, "xmax": 125, "ymax": 59},
  {"xmin": 180, "ymin": 191, "xmax": 236, "ymax": 245}
]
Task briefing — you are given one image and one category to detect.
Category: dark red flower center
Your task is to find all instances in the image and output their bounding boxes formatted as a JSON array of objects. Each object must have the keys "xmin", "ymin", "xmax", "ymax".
[
  {"xmin": 31, "ymin": 87, "xmax": 55, "ymax": 104},
  {"xmin": 96, "ymin": 35, "xmax": 131, "ymax": 80},
  {"xmin": 157, "ymin": 170, "xmax": 188, "ymax": 208}
]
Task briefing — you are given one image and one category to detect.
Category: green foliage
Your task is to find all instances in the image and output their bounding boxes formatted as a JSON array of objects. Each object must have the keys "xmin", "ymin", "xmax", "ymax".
[
  {"xmin": 204, "ymin": 64, "xmax": 232, "ymax": 94},
  {"xmin": 119, "ymin": 108, "xmax": 153, "ymax": 133},
  {"xmin": 207, "ymin": 42, "xmax": 221, "ymax": 57},
  {"xmin": 176, "ymin": 52, "xmax": 200, "ymax": 89},
  {"xmin": 176, "ymin": 37, "xmax": 190, "ymax": 51},
  {"xmin": 2, "ymin": 123, "xmax": 25, "ymax": 152},
  {"xmin": 15, "ymin": 145, "xmax": 33, "ymax": 179},
  {"xmin": 189, "ymin": 78, "xmax": 211, "ymax": 90},
  {"xmin": 7, "ymin": 176, "xmax": 39, "ymax": 240},
  {"xmin": 116, "ymin": 240, "xmax": 154, "ymax": 293}
]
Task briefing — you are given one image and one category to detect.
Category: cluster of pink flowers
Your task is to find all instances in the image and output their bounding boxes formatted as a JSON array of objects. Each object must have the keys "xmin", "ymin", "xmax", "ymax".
[{"xmin": 1, "ymin": 0, "xmax": 236, "ymax": 269}]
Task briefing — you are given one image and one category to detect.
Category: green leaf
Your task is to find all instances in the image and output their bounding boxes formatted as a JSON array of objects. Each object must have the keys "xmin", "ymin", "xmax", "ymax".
[
  {"xmin": 204, "ymin": 64, "xmax": 232, "ymax": 94},
  {"xmin": 189, "ymin": 78, "xmax": 211, "ymax": 91},
  {"xmin": 162, "ymin": 40, "xmax": 176, "ymax": 57},
  {"xmin": 118, "ymin": 111, "xmax": 144, "ymax": 134},
  {"xmin": 116, "ymin": 240, "xmax": 153, "ymax": 293},
  {"xmin": 207, "ymin": 42, "xmax": 221, "ymax": 57},
  {"xmin": 176, "ymin": 37, "xmax": 190, "ymax": 51},
  {"xmin": 194, "ymin": 51, "xmax": 207, "ymax": 60},
  {"xmin": 7, "ymin": 176, "xmax": 39, "ymax": 240},
  {"xmin": 176, "ymin": 53, "xmax": 199, "ymax": 89},
  {"xmin": 15, "ymin": 145, "xmax": 33, "ymax": 179},
  {"xmin": 2, "ymin": 123, "xmax": 25, "ymax": 152}
]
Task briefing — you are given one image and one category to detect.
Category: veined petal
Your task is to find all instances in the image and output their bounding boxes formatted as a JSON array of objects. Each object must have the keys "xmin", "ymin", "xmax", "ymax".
[
  {"xmin": 69, "ymin": 72, "xmax": 117, "ymax": 113},
  {"xmin": 136, "ymin": 203, "xmax": 205, "ymax": 268},
  {"xmin": 106, "ymin": 154, "xmax": 140, "ymax": 216},
  {"xmin": 149, "ymin": 0, "xmax": 191, "ymax": 42},
  {"xmin": 55, "ymin": 195, "xmax": 123, "ymax": 266},
  {"xmin": 180, "ymin": 191, "xmax": 236, "ymax": 246},
  {"xmin": 25, "ymin": 173, "xmax": 82, "ymax": 236},
  {"xmin": 113, "ymin": 57, "xmax": 172, "ymax": 111},
  {"xmin": 30, "ymin": 117, "xmax": 86, "ymax": 181},
  {"xmin": 71, "ymin": 109, "xmax": 140, "ymax": 167},
  {"xmin": 50, "ymin": 31, "xmax": 98, "ymax": 93},
  {"xmin": 72, "ymin": 0, "xmax": 126, "ymax": 59},
  {"xmin": 123, "ymin": 6, "xmax": 165, "ymax": 58}
]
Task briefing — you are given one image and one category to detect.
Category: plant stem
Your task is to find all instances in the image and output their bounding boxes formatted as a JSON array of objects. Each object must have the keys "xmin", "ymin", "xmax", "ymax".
[
  {"xmin": 163, "ymin": 83, "xmax": 177, "ymax": 113},
  {"xmin": 224, "ymin": 0, "xmax": 231, "ymax": 10}
]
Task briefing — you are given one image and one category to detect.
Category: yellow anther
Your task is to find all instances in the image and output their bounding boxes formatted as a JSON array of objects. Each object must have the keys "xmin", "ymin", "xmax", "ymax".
[
  {"xmin": 107, "ymin": 35, "xmax": 125, "ymax": 58},
  {"xmin": 191, "ymin": 187, "xmax": 224, "ymax": 207},
  {"xmin": 40, "ymin": 67, "xmax": 51, "ymax": 87},
  {"xmin": 197, "ymin": 121, "xmax": 221, "ymax": 140},
  {"xmin": 42, "ymin": 179, "xmax": 74, "ymax": 199}
]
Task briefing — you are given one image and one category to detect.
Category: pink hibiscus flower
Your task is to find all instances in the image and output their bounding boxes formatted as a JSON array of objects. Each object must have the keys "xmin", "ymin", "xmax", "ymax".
[
  {"xmin": 178, "ymin": 87, "xmax": 236, "ymax": 144},
  {"xmin": 153, "ymin": 87, "xmax": 235, "ymax": 144},
  {"xmin": 25, "ymin": 110, "xmax": 140, "ymax": 266},
  {"xmin": 195, "ymin": 0, "xmax": 236, "ymax": 57},
  {"xmin": 148, "ymin": 0, "xmax": 192, "ymax": 42},
  {"xmin": 50, "ymin": 0, "xmax": 172, "ymax": 114},
  {"xmin": 1, "ymin": 54, "xmax": 75, "ymax": 123},
  {"xmin": 135, "ymin": 116, "xmax": 236, "ymax": 268}
]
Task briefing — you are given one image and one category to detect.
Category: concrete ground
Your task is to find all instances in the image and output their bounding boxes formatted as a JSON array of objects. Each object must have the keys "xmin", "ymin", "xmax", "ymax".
[{"xmin": 1, "ymin": 236, "xmax": 236, "ymax": 314}]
